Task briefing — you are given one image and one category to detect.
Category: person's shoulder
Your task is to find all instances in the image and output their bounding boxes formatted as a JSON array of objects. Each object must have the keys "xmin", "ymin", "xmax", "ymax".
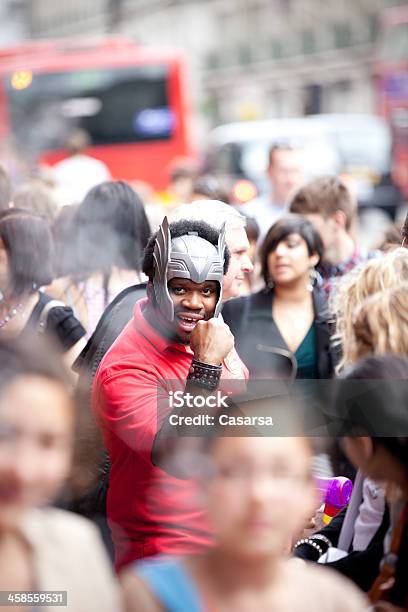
[
  {"xmin": 80, "ymin": 155, "xmax": 111, "ymax": 175},
  {"xmin": 222, "ymin": 290, "xmax": 269, "ymax": 323},
  {"xmin": 94, "ymin": 322, "xmax": 140, "ymax": 378},
  {"xmin": 21, "ymin": 507, "xmax": 101, "ymax": 547},
  {"xmin": 222, "ymin": 294, "xmax": 249, "ymax": 315},
  {"xmin": 53, "ymin": 157, "xmax": 71, "ymax": 173},
  {"xmin": 120, "ymin": 559, "xmax": 170, "ymax": 612},
  {"xmin": 21, "ymin": 508, "xmax": 123, "ymax": 611},
  {"xmin": 284, "ymin": 560, "xmax": 367, "ymax": 610},
  {"xmin": 94, "ymin": 311, "xmax": 158, "ymax": 390}
]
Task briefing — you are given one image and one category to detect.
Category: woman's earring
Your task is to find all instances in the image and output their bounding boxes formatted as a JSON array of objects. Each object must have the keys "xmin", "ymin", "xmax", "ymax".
[
  {"xmin": 307, "ymin": 269, "xmax": 319, "ymax": 292},
  {"xmin": 267, "ymin": 275, "xmax": 275, "ymax": 289}
]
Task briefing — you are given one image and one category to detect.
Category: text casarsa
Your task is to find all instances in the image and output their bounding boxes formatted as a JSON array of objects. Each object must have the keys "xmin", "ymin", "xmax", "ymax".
[{"xmin": 218, "ymin": 414, "xmax": 274, "ymax": 426}]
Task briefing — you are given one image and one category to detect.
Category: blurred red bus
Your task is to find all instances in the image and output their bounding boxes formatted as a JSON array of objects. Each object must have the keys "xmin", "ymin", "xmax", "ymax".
[
  {"xmin": 375, "ymin": 6, "xmax": 408, "ymax": 199},
  {"xmin": 0, "ymin": 38, "xmax": 193, "ymax": 190}
]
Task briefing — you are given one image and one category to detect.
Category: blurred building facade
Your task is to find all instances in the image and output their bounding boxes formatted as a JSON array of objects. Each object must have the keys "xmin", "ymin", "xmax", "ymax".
[
  {"xmin": 22, "ymin": 0, "xmax": 406, "ymax": 133},
  {"xmin": 0, "ymin": 0, "xmax": 30, "ymax": 45}
]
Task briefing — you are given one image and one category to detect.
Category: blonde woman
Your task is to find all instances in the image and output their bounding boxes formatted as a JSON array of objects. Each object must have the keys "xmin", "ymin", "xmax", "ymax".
[
  {"xmin": 333, "ymin": 248, "xmax": 408, "ymax": 371},
  {"xmin": 350, "ymin": 284, "xmax": 408, "ymax": 363}
]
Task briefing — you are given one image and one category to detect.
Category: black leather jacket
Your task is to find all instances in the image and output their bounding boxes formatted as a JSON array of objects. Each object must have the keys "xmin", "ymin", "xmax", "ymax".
[{"xmin": 222, "ymin": 287, "xmax": 337, "ymax": 379}]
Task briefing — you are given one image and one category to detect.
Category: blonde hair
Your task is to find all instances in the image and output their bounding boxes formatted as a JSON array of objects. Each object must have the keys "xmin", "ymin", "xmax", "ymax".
[
  {"xmin": 334, "ymin": 248, "xmax": 408, "ymax": 370},
  {"xmin": 349, "ymin": 284, "xmax": 408, "ymax": 363}
]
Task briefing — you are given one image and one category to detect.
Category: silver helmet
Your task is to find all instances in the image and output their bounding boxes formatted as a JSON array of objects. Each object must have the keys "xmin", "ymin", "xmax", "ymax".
[{"xmin": 152, "ymin": 216, "xmax": 226, "ymax": 321}]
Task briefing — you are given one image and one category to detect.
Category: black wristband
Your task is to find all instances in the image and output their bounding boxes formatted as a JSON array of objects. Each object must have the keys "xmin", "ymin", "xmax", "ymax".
[
  {"xmin": 292, "ymin": 542, "xmax": 321, "ymax": 562},
  {"xmin": 188, "ymin": 359, "xmax": 222, "ymax": 390}
]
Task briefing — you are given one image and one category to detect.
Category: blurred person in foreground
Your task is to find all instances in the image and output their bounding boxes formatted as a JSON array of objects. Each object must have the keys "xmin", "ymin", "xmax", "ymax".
[
  {"xmin": 52, "ymin": 128, "xmax": 111, "ymax": 205},
  {"xmin": 241, "ymin": 144, "xmax": 305, "ymax": 241},
  {"xmin": 92, "ymin": 217, "xmax": 248, "ymax": 570},
  {"xmin": 47, "ymin": 181, "xmax": 150, "ymax": 338},
  {"xmin": 0, "ymin": 337, "xmax": 121, "ymax": 611},
  {"xmin": 0, "ymin": 165, "xmax": 12, "ymax": 210},
  {"xmin": 222, "ymin": 215, "xmax": 336, "ymax": 379},
  {"xmin": 0, "ymin": 208, "xmax": 85, "ymax": 366},
  {"xmin": 334, "ymin": 355, "xmax": 408, "ymax": 611},
  {"xmin": 120, "ymin": 398, "xmax": 366, "ymax": 612},
  {"xmin": 290, "ymin": 176, "xmax": 378, "ymax": 296}
]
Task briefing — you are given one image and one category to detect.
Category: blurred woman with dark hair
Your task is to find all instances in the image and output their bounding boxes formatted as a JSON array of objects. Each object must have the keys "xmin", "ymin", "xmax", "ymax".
[
  {"xmin": 48, "ymin": 181, "xmax": 151, "ymax": 337},
  {"xmin": 222, "ymin": 214, "xmax": 336, "ymax": 379},
  {"xmin": 0, "ymin": 208, "xmax": 85, "ymax": 363}
]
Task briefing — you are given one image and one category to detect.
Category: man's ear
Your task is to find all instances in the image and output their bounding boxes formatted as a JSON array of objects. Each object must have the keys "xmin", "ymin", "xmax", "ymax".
[{"xmin": 333, "ymin": 210, "xmax": 347, "ymax": 230}]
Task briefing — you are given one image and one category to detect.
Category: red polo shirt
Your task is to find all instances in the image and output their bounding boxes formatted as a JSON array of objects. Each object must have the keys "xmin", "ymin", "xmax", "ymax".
[{"xmin": 92, "ymin": 298, "xmax": 247, "ymax": 570}]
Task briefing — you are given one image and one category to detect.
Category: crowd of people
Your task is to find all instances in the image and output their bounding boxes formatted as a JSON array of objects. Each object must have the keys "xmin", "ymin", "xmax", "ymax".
[{"xmin": 0, "ymin": 142, "xmax": 407, "ymax": 612}]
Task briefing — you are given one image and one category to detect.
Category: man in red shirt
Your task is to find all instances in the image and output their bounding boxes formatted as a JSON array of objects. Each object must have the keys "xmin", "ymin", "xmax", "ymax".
[{"xmin": 93, "ymin": 217, "xmax": 248, "ymax": 569}]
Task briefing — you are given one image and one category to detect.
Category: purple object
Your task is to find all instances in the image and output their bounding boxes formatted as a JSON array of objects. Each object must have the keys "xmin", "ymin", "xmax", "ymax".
[{"xmin": 316, "ymin": 476, "xmax": 353, "ymax": 508}]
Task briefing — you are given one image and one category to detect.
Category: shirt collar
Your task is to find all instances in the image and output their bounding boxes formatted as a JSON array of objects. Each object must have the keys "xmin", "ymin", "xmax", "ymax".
[
  {"xmin": 133, "ymin": 297, "xmax": 193, "ymax": 355},
  {"xmin": 319, "ymin": 246, "xmax": 361, "ymax": 278}
]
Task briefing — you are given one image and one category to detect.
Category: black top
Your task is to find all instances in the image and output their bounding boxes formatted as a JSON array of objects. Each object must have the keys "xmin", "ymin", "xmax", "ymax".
[
  {"xmin": 222, "ymin": 287, "xmax": 337, "ymax": 379},
  {"xmin": 294, "ymin": 505, "xmax": 391, "ymax": 593},
  {"xmin": 24, "ymin": 291, "xmax": 86, "ymax": 352}
]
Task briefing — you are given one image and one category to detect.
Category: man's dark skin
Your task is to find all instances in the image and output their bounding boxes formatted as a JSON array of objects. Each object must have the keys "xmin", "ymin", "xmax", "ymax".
[{"xmin": 144, "ymin": 277, "xmax": 234, "ymax": 475}]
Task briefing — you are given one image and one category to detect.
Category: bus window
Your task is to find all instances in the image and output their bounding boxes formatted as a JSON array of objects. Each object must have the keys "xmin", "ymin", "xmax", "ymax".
[{"xmin": 5, "ymin": 64, "xmax": 174, "ymax": 155}]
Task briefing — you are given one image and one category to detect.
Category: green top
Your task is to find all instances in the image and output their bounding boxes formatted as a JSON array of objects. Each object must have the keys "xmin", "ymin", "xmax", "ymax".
[{"xmin": 294, "ymin": 323, "xmax": 318, "ymax": 379}]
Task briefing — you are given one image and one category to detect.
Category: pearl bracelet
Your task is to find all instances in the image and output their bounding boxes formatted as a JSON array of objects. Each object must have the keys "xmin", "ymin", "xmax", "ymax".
[
  {"xmin": 309, "ymin": 534, "xmax": 332, "ymax": 550},
  {"xmin": 293, "ymin": 538, "xmax": 324, "ymax": 558}
]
